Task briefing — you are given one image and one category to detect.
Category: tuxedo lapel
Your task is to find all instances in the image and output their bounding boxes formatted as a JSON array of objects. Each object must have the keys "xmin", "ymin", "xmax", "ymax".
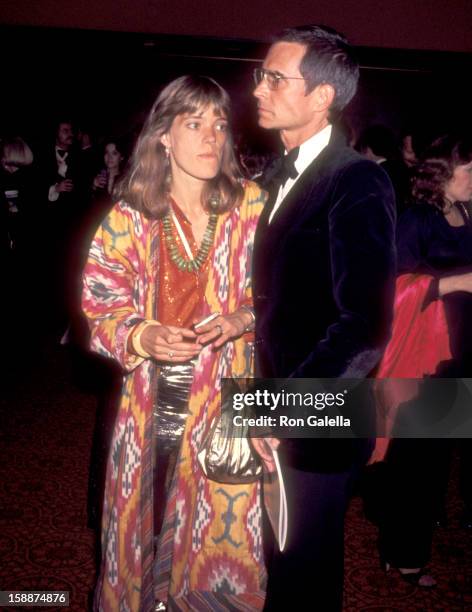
[
  {"xmin": 258, "ymin": 181, "xmax": 279, "ymax": 228},
  {"xmin": 256, "ymin": 153, "xmax": 283, "ymax": 229},
  {"xmin": 267, "ymin": 155, "xmax": 324, "ymax": 230},
  {"xmin": 255, "ymin": 128, "xmax": 346, "ymax": 264},
  {"xmin": 253, "ymin": 173, "xmax": 281, "ymax": 299},
  {"xmin": 267, "ymin": 130, "xmax": 346, "ymax": 229}
]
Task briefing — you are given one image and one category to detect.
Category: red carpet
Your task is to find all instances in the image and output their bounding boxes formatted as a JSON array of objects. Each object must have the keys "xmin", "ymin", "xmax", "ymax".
[{"xmin": 1, "ymin": 338, "xmax": 471, "ymax": 611}]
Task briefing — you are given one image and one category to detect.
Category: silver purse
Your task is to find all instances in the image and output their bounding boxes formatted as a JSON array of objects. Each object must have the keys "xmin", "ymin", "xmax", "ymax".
[{"xmin": 198, "ymin": 381, "xmax": 262, "ymax": 484}]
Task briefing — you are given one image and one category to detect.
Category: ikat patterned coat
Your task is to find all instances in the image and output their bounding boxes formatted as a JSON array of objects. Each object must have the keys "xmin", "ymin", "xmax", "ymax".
[{"xmin": 82, "ymin": 182, "xmax": 267, "ymax": 611}]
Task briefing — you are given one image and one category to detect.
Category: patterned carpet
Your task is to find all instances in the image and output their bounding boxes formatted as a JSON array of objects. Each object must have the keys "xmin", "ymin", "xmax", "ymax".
[{"xmin": 1, "ymin": 338, "xmax": 471, "ymax": 611}]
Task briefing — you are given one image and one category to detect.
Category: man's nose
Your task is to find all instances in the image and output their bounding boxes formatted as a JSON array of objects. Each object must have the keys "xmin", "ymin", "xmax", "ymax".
[{"xmin": 253, "ymin": 80, "xmax": 268, "ymax": 99}]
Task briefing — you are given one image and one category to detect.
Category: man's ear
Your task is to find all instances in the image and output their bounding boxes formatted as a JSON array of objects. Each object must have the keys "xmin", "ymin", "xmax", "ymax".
[{"xmin": 312, "ymin": 83, "xmax": 335, "ymax": 112}]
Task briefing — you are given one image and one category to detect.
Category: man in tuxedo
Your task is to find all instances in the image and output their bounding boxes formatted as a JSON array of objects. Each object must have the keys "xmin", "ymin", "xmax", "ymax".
[
  {"xmin": 251, "ymin": 26, "xmax": 396, "ymax": 610},
  {"xmin": 39, "ymin": 119, "xmax": 88, "ymax": 331},
  {"xmin": 50, "ymin": 121, "xmax": 74, "ymax": 197},
  {"xmin": 40, "ymin": 119, "xmax": 85, "ymax": 208}
]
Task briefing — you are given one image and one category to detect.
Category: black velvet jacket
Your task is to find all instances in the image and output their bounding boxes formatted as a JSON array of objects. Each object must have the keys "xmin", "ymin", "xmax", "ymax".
[{"xmin": 253, "ymin": 128, "xmax": 397, "ymax": 471}]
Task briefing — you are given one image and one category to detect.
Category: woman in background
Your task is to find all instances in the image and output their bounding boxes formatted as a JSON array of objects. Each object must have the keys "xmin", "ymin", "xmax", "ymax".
[
  {"xmin": 92, "ymin": 140, "xmax": 126, "ymax": 196},
  {"xmin": 1, "ymin": 136, "xmax": 39, "ymax": 368},
  {"xmin": 86, "ymin": 138, "xmax": 129, "ymax": 237},
  {"xmin": 371, "ymin": 134, "xmax": 472, "ymax": 587},
  {"xmin": 1, "ymin": 136, "xmax": 35, "ymax": 257}
]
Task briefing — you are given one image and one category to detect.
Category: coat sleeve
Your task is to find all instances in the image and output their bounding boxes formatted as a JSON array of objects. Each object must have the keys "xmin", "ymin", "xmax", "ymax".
[
  {"xmin": 81, "ymin": 202, "xmax": 148, "ymax": 371},
  {"xmin": 239, "ymin": 182, "xmax": 267, "ymax": 338},
  {"xmin": 292, "ymin": 160, "xmax": 397, "ymax": 378},
  {"xmin": 241, "ymin": 181, "xmax": 267, "ymax": 297}
]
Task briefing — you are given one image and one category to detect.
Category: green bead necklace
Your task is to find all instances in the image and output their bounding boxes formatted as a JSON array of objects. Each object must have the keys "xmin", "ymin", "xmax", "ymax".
[{"xmin": 162, "ymin": 207, "xmax": 218, "ymax": 273}]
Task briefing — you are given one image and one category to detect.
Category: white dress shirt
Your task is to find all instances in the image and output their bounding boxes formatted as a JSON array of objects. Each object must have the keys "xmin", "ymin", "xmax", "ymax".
[
  {"xmin": 48, "ymin": 147, "xmax": 70, "ymax": 202},
  {"xmin": 269, "ymin": 124, "xmax": 332, "ymax": 224}
]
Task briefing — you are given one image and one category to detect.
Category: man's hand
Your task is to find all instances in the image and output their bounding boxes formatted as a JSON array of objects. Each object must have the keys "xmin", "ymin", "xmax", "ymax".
[
  {"xmin": 251, "ymin": 437, "xmax": 280, "ymax": 472},
  {"xmin": 56, "ymin": 178, "xmax": 74, "ymax": 193}
]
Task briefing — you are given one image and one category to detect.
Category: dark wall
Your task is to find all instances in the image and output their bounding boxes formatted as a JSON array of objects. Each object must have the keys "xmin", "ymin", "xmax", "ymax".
[
  {"xmin": 1, "ymin": 27, "xmax": 471, "ymax": 155},
  {"xmin": 1, "ymin": 0, "xmax": 471, "ymax": 52},
  {"xmin": 0, "ymin": 29, "xmax": 265, "ymax": 148}
]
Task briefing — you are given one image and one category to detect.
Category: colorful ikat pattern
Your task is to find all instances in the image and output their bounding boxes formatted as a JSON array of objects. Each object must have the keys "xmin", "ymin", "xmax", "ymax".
[{"xmin": 82, "ymin": 183, "xmax": 266, "ymax": 611}]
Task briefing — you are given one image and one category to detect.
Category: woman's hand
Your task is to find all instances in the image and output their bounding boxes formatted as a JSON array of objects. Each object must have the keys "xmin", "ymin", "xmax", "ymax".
[
  {"xmin": 140, "ymin": 323, "xmax": 202, "ymax": 362},
  {"xmin": 93, "ymin": 172, "xmax": 107, "ymax": 190},
  {"xmin": 194, "ymin": 309, "xmax": 254, "ymax": 350},
  {"xmin": 367, "ymin": 439, "xmax": 390, "ymax": 465},
  {"xmin": 439, "ymin": 271, "xmax": 472, "ymax": 296}
]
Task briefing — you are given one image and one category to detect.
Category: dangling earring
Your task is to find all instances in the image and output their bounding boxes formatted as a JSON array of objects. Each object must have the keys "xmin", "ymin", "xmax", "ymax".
[{"xmin": 164, "ymin": 146, "xmax": 172, "ymax": 189}]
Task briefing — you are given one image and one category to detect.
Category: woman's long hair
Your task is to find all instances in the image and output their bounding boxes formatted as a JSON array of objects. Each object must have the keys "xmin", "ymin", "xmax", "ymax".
[
  {"xmin": 117, "ymin": 75, "xmax": 243, "ymax": 218},
  {"xmin": 412, "ymin": 134, "xmax": 472, "ymax": 211}
]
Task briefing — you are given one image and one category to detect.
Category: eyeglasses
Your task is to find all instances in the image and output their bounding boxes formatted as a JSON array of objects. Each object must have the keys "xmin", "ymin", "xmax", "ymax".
[{"xmin": 253, "ymin": 67, "xmax": 306, "ymax": 91}]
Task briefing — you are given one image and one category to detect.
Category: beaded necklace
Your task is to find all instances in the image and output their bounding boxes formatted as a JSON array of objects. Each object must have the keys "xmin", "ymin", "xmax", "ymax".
[{"xmin": 162, "ymin": 202, "xmax": 218, "ymax": 273}]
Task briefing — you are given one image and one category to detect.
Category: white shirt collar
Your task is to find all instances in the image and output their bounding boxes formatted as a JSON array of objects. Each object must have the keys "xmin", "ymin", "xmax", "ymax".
[
  {"xmin": 55, "ymin": 146, "xmax": 69, "ymax": 178},
  {"xmin": 292, "ymin": 123, "xmax": 332, "ymax": 176},
  {"xmin": 268, "ymin": 124, "xmax": 332, "ymax": 224}
]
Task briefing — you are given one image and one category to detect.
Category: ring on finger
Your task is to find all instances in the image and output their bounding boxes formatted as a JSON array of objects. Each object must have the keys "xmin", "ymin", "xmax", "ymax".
[
  {"xmin": 215, "ymin": 324, "xmax": 223, "ymax": 335},
  {"xmin": 168, "ymin": 351, "xmax": 174, "ymax": 358}
]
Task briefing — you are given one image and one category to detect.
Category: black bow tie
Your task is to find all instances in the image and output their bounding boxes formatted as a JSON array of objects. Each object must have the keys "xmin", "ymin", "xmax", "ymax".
[
  {"xmin": 274, "ymin": 147, "xmax": 300, "ymax": 186},
  {"xmin": 57, "ymin": 149, "xmax": 68, "ymax": 157}
]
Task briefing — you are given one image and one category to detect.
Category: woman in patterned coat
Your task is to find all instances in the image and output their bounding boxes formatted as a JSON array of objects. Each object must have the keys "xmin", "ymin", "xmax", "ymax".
[{"xmin": 82, "ymin": 76, "xmax": 266, "ymax": 611}]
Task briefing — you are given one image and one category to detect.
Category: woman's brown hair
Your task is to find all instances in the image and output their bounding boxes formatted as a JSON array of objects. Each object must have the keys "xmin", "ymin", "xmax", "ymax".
[
  {"xmin": 412, "ymin": 134, "xmax": 472, "ymax": 211},
  {"xmin": 117, "ymin": 75, "xmax": 243, "ymax": 218}
]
